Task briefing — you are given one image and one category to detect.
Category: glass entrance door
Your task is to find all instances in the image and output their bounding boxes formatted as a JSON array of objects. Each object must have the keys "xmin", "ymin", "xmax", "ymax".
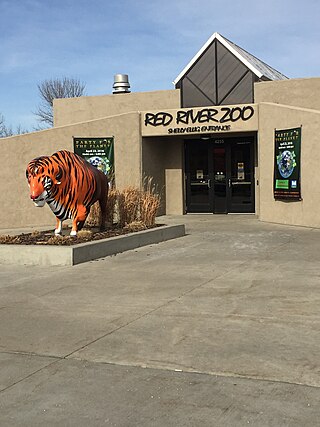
[
  {"xmin": 185, "ymin": 141, "xmax": 211, "ymax": 212},
  {"xmin": 185, "ymin": 136, "xmax": 255, "ymax": 214},
  {"xmin": 212, "ymin": 142, "xmax": 227, "ymax": 213},
  {"xmin": 228, "ymin": 140, "xmax": 255, "ymax": 213}
]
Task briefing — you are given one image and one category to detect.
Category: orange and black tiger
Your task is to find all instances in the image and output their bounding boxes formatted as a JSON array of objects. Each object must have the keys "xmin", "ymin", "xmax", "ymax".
[{"xmin": 26, "ymin": 150, "xmax": 108, "ymax": 236}]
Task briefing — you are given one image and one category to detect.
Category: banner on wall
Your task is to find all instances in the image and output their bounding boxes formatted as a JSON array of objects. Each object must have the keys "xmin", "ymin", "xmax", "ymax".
[
  {"xmin": 73, "ymin": 137, "xmax": 114, "ymax": 179},
  {"xmin": 273, "ymin": 127, "xmax": 301, "ymax": 200}
]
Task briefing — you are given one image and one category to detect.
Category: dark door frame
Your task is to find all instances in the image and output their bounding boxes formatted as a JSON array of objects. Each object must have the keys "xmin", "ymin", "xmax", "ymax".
[{"xmin": 185, "ymin": 134, "xmax": 256, "ymax": 214}]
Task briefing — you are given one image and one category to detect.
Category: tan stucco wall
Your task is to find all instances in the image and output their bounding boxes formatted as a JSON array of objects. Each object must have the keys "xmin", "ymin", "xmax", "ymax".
[
  {"xmin": 255, "ymin": 78, "xmax": 320, "ymax": 111},
  {"xmin": 164, "ymin": 140, "xmax": 184, "ymax": 215},
  {"xmin": 0, "ymin": 112, "xmax": 141, "ymax": 230},
  {"xmin": 258, "ymin": 102, "xmax": 320, "ymax": 228},
  {"xmin": 54, "ymin": 89, "xmax": 180, "ymax": 127},
  {"xmin": 142, "ymin": 137, "xmax": 184, "ymax": 215},
  {"xmin": 142, "ymin": 137, "xmax": 167, "ymax": 215}
]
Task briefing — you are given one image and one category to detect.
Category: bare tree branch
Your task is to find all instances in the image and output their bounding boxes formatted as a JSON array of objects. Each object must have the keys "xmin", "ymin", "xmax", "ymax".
[
  {"xmin": 34, "ymin": 77, "xmax": 86, "ymax": 126},
  {"xmin": 0, "ymin": 113, "xmax": 28, "ymax": 138},
  {"xmin": 0, "ymin": 114, "xmax": 13, "ymax": 137}
]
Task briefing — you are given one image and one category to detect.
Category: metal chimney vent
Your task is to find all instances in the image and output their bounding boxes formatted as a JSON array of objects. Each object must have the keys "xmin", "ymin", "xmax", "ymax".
[{"xmin": 112, "ymin": 74, "xmax": 131, "ymax": 94}]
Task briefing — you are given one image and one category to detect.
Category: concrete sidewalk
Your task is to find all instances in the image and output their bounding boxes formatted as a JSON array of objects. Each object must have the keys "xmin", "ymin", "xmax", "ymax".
[{"xmin": 0, "ymin": 215, "xmax": 320, "ymax": 426}]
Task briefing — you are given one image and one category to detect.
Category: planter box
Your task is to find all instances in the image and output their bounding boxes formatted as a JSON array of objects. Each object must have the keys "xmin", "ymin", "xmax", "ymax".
[{"xmin": 0, "ymin": 224, "xmax": 185, "ymax": 266}]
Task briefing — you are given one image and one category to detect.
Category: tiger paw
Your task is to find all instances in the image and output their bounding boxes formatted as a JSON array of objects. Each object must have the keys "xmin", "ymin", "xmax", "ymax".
[{"xmin": 70, "ymin": 230, "xmax": 77, "ymax": 237}]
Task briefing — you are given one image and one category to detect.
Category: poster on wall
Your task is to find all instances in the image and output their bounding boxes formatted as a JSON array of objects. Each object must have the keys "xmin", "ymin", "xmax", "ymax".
[
  {"xmin": 273, "ymin": 127, "xmax": 301, "ymax": 200},
  {"xmin": 73, "ymin": 137, "xmax": 114, "ymax": 180}
]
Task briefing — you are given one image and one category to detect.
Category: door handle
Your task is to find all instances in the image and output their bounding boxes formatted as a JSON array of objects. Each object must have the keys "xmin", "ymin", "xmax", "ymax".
[
  {"xmin": 228, "ymin": 179, "xmax": 231, "ymax": 188},
  {"xmin": 208, "ymin": 179, "xmax": 211, "ymax": 189}
]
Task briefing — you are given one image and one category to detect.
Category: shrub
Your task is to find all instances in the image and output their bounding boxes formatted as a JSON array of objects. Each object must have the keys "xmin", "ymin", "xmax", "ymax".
[
  {"xmin": 86, "ymin": 177, "xmax": 161, "ymax": 229},
  {"xmin": 86, "ymin": 202, "xmax": 101, "ymax": 228},
  {"xmin": 140, "ymin": 176, "xmax": 161, "ymax": 227},
  {"xmin": 106, "ymin": 188, "xmax": 118, "ymax": 225},
  {"xmin": 117, "ymin": 187, "xmax": 141, "ymax": 228}
]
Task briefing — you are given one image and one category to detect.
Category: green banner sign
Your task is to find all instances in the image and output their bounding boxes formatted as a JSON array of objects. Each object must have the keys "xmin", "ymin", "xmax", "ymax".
[
  {"xmin": 274, "ymin": 127, "xmax": 301, "ymax": 200},
  {"xmin": 73, "ymin": 137, "xmax": 114, "ymax": 180}
]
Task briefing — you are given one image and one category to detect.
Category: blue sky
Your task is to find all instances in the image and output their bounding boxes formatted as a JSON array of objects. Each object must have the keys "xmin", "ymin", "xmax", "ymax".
[{"xmin": 0, "ymin": 0, "xmax": 319, "ymax": 131}]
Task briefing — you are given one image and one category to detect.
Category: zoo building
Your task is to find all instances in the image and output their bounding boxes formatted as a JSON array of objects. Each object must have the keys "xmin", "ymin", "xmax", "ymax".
[{"xmin": 1, "ymin": 32, "xmax": 320, "ymax": 230}]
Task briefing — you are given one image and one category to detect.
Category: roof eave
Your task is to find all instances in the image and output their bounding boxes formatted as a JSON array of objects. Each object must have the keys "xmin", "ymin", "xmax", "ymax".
[
  {"xmin": 173, "ymin": 32, "xmax": 264, "ymax": 87},
  {"xmin": 173, "ymin": 32, "xmax": 220, "ymax": 86},
  {"xmin": 214, "ymin": 33, "xmax": 263, "ymax": 79}
]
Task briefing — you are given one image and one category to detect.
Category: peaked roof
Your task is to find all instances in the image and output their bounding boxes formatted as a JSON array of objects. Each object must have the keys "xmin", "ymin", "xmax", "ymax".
[{"xmin": 173, "ymin": 32, "xmax": 288, "ymax": 85}]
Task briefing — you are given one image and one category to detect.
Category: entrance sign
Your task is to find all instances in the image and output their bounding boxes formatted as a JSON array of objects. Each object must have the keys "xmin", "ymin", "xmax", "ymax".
[
  {"xmin": 273, "ymin": 127, "xmax": 301, "ymax": 200},
  {"xmin": 142, "ymin": 105, "xmax": 258, "ymax": 136},
  {"xmin": 73, "ymin": 137, "xmax": 114, "ymax": 179}
]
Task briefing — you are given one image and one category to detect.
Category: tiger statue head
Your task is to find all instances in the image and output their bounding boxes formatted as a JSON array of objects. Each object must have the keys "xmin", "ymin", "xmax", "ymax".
[
  {"xmin": 26, "ymin": 156, "xmax": 63, "ymax": 208},
  {"xmin": 26, "ymin": 150, "xmax": 108, "ymax": 236}
]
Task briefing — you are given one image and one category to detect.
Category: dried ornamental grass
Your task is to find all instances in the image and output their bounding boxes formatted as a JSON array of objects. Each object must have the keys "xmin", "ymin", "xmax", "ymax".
[
  {"xmin": 106, "ymin": 188, "xmax": 117, "ymax": 225},
  {"xmin": 79, "ymin": 177, "xmax": 161, "ymax": 230},
  {"xmin": 123, "ymin": 221, "xmax": 147, "ymax": 232},
  {"xmin": 86, "ymin": 201, "xmax": 101, "ymax": 227},
  {"xmin": 77, "ymin": 229, "xmax": 94, "ymax": 238},
  {"xmin": 117, "ymin": 187, "xmax": 140, "ymax": 228},
  {"xmin": 140, "ymin": 177, "xmax": 161, "ymax": 227},
  {"xmin": 139, "ymin": 192, "xmax": 161, "ymax": 227},
  {"xmin": 0, "ymin": 234, "xmax": 21, "ymax": 244}
]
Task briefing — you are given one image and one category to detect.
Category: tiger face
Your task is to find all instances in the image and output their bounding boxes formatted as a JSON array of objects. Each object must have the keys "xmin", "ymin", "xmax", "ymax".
[{"xmin": 26, "ymin": 160, "xmax": 62, "ymax": 207}]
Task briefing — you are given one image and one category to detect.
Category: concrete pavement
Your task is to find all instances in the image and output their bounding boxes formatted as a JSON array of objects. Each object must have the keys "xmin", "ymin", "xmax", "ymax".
[{"xmin": 0, "ymin": 214, "xmax": 320, "ymax": 426}]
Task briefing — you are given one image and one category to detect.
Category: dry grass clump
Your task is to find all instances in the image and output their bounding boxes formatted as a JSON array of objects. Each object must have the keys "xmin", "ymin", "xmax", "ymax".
[
  {"xmin": 86, "ymin": 177, "xmax": 161, "ymax": 229},
  {"xmin": 77, "ymin": 229, "xmax": 93, "ymax": 238},
  {"xmin": 117, "ymin": 187, "xmax": 141, "ymax": 228},
  {"xmin": 29, "ymin": 229, "xmax": 93, "ymax": 245},
  {"xmin": 0, "ymin": 235, "xmax": 20, "ymax": 244},
  {"xmin": 31, "ymin": 230, "xmax": 42, "ymax": 237},
  {"xmin": 106, "ymin": 188, "xmax": 117, "ymax": 225},
  {"xmin": 0, "ymin": 230, "xmax": 45, "ymax": 244},
  {"xmin": 123, "ymin": 221, "xmax": 147, "ymax": 232},
  {"xmin": 86, "ymin": 202, "xmax": 101, "ymax": 227},
  {"xmin": 140, "ymin": 176, "xmax": 161, "ymax": 227},
  {"xmin": 46, "ymin": 235, "xmax": 66, "ymax": 245},
  {"xmin": 46, "ymin": 231, "xmax": 92, "ymax": 245}
]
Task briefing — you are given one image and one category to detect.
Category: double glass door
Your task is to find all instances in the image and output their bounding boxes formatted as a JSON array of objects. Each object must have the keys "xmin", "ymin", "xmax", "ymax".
[{"xmin": 185, "ymin": 137, "xmax": 255, "ymax": 213}]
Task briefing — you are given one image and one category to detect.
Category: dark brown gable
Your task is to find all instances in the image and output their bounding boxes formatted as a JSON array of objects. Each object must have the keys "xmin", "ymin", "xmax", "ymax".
[{"xmin": 176, "ymin": 39, "xmax": 258, "ymax": 108}]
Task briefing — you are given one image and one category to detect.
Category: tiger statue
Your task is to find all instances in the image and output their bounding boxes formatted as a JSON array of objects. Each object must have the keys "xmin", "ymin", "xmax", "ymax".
[{"xmin": 26, "ymin": 150, "xmax": 108, "ymax": 236}]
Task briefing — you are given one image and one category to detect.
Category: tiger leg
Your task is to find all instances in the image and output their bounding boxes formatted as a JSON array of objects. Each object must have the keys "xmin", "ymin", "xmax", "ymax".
[
  {"xmin": 55, "ymin": 218, "xmax": 63, "ymax": 235},
  {"xmin": 98, "ymin": 179, "xmax": 108, "ymax": 231},
  {"xmin": 99, "ymin": 197, "xmax": 107, "ymax": 231},
  {"xmin": 77, "ymin": 220, "xmax": 85, "ymax": 231},
  {"xmin": 70, "ymin": 205, "xmax": 87, "ymax": 236}
]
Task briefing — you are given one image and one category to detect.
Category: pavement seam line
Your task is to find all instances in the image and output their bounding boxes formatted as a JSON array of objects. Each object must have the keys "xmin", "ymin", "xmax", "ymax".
[
  {"xmin": 0, "ymin": 358, "xmax": 61, "ymax": 395},
  {"xmin": 66, "ymin": 357, "xmax": 320, "ymax": 390},
  {"xmin": 0, "ymin": 350, "xmax": 63, "ymax": 359},
  {"xmin": 62, "ymin": 276, "xmax": 222, "ymax": 360}
]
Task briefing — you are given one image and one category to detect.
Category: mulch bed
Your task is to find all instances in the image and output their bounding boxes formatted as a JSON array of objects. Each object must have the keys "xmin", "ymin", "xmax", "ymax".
[{"xmin": 0, "ymin": 223, "xmax": 160, "ymax": 246}]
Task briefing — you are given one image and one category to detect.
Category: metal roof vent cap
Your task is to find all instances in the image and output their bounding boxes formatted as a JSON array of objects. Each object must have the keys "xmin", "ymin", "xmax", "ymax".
[{"xmin": 112, "ymin": 74, "xmax": 131, "ymax": 94}]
